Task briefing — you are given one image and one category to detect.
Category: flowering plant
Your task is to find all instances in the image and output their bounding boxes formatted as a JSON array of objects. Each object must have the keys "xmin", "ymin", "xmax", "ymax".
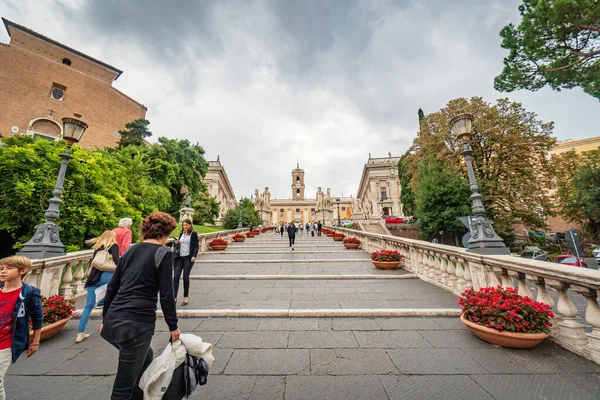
[
  {"xmin": 246, "ymin": 232, "xmax": 255, "ymax": 237},
  {"xmin": 343, "ymin": 237, "xmax": 361, "ymax": 244},
  {"xmin": 233, "ymin": 234, "xmax": 246, "ymax": 239},
  {"xmin": 209, "ymin": 238, "xmax": 228, "ymax": 247},
  {"xmin": 41, "ymin": 295, "xmax": 75, "ymax": 326},
  {"xmin": 371, "ymin": 249, "xmax": 403, "ymax": 262},
  {"xmin": 322, "ymin": 228, "xmax": 332, "ymax": 234},
  {"xmin": 261, "ymin": 227, "xmax": 271, "ymax": 233},
  {"xmin": 252, "ymin": 229, "xmax": 260, "ymax": 234},
  {"xmin": 459, "ymin": 286, "xmax": 554, "ymax": 334}
]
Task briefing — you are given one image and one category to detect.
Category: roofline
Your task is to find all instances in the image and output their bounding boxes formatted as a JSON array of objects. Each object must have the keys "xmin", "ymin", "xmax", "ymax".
[{"xmin": 2, "ymin": 17, "xmax": 123, "ymax": 80}]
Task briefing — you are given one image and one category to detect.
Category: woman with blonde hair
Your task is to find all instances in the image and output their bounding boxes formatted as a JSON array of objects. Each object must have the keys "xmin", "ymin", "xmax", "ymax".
[{"xmin": 77, "ymin": 230, "xmax": 119, "ymax": 343}]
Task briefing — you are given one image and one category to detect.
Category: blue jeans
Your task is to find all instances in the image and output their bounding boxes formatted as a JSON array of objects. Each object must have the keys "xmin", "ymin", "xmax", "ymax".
[{"xmin": 78, "ymin": 271, "xmax": 114, "ymax": 333}]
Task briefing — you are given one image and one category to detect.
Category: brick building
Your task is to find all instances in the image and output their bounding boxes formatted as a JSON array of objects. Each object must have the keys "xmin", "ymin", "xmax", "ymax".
[{"xmin": 0, "ymin": 18, "xmax": 147, "ymax": 148}]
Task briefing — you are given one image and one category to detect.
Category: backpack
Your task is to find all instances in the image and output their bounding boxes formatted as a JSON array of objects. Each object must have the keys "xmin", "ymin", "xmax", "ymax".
[{"xmin": 162, "ymin": 352, "xmax": 209, "ymax": 399}]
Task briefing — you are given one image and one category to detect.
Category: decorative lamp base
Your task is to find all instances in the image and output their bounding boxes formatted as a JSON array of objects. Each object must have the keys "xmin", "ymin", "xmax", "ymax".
[
  {"xmin": 467, "ymin": 217, "xmax": 510, "ymax": 255},
  {"xmin": 17, "ymin": 222, "xmax": 65, "ymax": 259}
]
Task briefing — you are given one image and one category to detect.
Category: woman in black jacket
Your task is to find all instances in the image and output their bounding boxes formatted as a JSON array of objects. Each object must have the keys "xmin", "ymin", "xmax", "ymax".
[
  {"xmin": 101, "ymin": 211, "xmax": 180, "ymax": 400},
  {"xmin": 77, "ymin": 230, "xmax": 119, "ymax": 343},
  {"xmin": 173, "ymin": 218, "xmax": 199, "ymax": 306}
]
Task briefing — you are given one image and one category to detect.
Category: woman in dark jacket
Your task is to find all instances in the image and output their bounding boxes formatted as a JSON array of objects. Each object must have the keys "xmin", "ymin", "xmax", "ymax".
[
  {"xmin": 101, "ymin": 211, "xmax": 180, "ymax": 400},
  {"xmin": 77, "ymin": 230, "xmax": 119, "ymax": 343},
  {"xmin": 173, "ymin": 219, "xmax": 199, "ymax": 306}
]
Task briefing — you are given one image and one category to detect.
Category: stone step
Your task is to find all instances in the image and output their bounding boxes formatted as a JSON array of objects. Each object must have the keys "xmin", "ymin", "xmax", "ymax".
[
  {"xmin": 189, "ymin": 274, "xmax": 417, "ymax": 280},
  {"xmin": 195, "ymin": 259, "xmax": 371, "ymax": 264},
  {"xmin": 75, "ymin": 308, "xmax": 461, "ymax": 318},
  {"xmin": 207, "ymin": 251, "xmax": 355, "ymax": 254}
]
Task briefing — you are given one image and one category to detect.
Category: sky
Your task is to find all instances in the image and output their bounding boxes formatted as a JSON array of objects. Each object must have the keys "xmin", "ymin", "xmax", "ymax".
[{"xmin": 1, "ymin": 0, "xmax": 599, "ymax": 201}]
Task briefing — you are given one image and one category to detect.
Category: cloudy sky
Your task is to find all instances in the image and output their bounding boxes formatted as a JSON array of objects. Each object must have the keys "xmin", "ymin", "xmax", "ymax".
[{"xmin": 2, "ymin": 0, "xmax": 598, "ymax": 201}]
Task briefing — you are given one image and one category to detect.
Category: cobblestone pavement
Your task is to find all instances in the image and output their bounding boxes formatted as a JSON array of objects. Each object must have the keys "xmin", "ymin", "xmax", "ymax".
[{"xmin": 7, "ymin": 233, "xmax": 600, "ymax": 399}]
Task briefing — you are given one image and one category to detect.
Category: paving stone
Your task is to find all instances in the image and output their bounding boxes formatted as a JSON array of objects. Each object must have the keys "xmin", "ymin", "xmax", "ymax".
[
  {"xmin": 380, "ymin": 375, "xmax": 494, "ymax": 400},
  {"xmin": 268, "ymin": 293, "xmax": 314, "ymax": 301},
  {"xmin": 5, "ymin": 376, "xmax": 109, "ymax": 400},
  {"xmin": 209, "ymin": 348, "xmax": 234, "ymax": 374},
  {"xmin": 332, "ymin": 318, "xmax": 381, "ymax": 331},
  {"xmin": 430, "ymin": 317, "xmax": 468, "ymax": 329},
  {"xmin": 375, "ymin": 317, "xmax": 440, "ymax": 330},
  {"xmin": 7, "ymin": 348, "xmax": 84, "ymax": 375},
  {"xmin": 340, "ymin": 300, "xmax": 392, "ymax": 308},
  {"xmin": 44, "ymin": 348, "xmax": 119, "ymax": 375},
  {"xmin": 192, "ymin": 375, "xmax": 256, "ymax": 399},
  {"xmin": 248, "ymin": 376, "xmax": 286, "ymax": 400},
  {"xmin": 461, "ymin": 341, "xmax": 600, "ymax": 374},
  {"xmin": 419, "ymin": 329, "xmax": 490, "ymax": 348},
  {"xmin": 225, "ymin": 349, "xmax": 310, "ymax": 375},
  {"xmin": 310, "ymin": 349, "xmax": 398, "ymax": 375},
  {"xmin": 257, "ymin": 318, "xmax": 320, "ymax": 331},
  {"xmin": 471, "ymin": 374, "xmax": 600, "ymax": 400},
  {"xmin": 196, "ymin": 318, "xmax": 260, "ymax": 331},
  {"xmin": 290, "ymin": 300, "xmax": 341, "ymax": 309},
  {"xmin": 387, "ymin": 348, "xmax": 486, "ymax": 374},
  {"xmin": 353, "ymin": 330, "xmax": 432, "ymax": 348},
  {"xmin": 239, "ymin": 300, "xmax": 290, "ymax": 309},
  {"xmin": 218, "ymin": 331, "xmax": 289, "ymax": 348},
  {"xmin": 154, "ymin": 317, "xmax": 204, "ymax": 332},
  {"xmin": 285, "ymin": 375, "xmax": 388, "ymax": 400},
  {"xmin": 288, "ymin": 330, "xmax": 359, "ymax": 348}
]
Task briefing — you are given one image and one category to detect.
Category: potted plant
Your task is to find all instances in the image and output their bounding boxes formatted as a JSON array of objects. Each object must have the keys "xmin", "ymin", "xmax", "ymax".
[
  {"xmin": 371, "ymin": 249, "xmax": 403, "ymax": 269},
  {"xmin": 343, "ymin": 237, "xmax": 361, "ymax": 249},
  {"xmin": 246, "ymin": 231, "xmax": 256, "ymax": 238},
  {"xmin": 323, "ymin": 228, "xmax": 334, "ymax": 237},
  {"xmin": 209, "ymin": 238, "xmax": 229, "ymax": 250},
  {"xmin": 30, "ymin": 295, "xmax": 75, "ymax": 342},
  {"xmin": 232, "ymin": 233, "xmax": 246, "ymax": 242},
  {"xmin": 332, "ymin": 232, "xmax": 345, "ymax": 241},
  {"xmin": 459, "ymin": 286, "xmax": 553, "ymax": 348},
  {"xmin": 252, "ymin": 229, "xmax": 260, "ymax": 236},
  {"xmin": 261, "ymin": 227, "xmax": 271, "ymax": 233}
]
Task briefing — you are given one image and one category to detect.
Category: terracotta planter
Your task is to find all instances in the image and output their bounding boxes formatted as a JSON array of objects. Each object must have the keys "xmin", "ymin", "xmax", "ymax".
[
  {"xmin": 332, "ymin": 236, "xmax": 344, "ymax": 241},
  {"xmin": 30, "ymin": 316, "xmax": 72, "ymax": 343},
  {"xmin": 372, "ymin": 260, "xmax": 401, "ymax": 269},
  {"xmin": 460, "ymin": 315, "xmax": 548, "ymax": 349},
  {"xmin": 325, "ymin": 233, "xmax": 334, "ymax": 238},
  {"xmin": 233, "ymin": 237, "xmax": 246, "ymax": 242},
  {"xmin": 211, "ymin": 245, "xmax": 228, "ymax": 251},
  {"xmin": 246, "ymin": 234, "xmax": 255, "ymax": 238},
  {"xmin": 344, "ymin": 243, "xmax": 360, "ymax": 249}
]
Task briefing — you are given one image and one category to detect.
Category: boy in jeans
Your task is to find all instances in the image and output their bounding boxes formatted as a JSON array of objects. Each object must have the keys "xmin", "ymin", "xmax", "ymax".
[{"xmin": 0, "ymin": 256, "xmax": 44, "ymax": 400}]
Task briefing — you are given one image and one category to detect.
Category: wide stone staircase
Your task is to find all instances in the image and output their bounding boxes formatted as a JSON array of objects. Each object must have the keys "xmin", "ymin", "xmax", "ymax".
[{"xmin": 6, "ymin": 231, "xmax": 599, "ymax": 399}]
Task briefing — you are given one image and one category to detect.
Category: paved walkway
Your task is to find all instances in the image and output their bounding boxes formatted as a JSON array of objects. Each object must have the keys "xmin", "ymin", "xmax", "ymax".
[{"xmin": 7, "ymin": 233, "xmax": 600, "ymax": 399}]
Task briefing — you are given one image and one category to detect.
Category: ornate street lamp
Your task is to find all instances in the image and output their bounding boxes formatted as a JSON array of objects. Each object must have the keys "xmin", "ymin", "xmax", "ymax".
[
  {"xmin": 336, "ymin": 197, "xmax": 342, "ymax": 227},
  {"xmin": 450, "ymin": 113, "xmax": 509, "ymax": 255},
  {"xmin": 237, "ymin": 197, "xmax": 243, "ymax": 228},
  {"xmin": 18, "ymin": 118, "xmax": 88, "ymax": 259}
]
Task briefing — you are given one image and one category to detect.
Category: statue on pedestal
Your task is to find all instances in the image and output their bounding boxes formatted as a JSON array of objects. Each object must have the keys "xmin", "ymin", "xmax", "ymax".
[
  {"xmin": 316, "ymin": 187, "xmax": 324, "ymax": 210},
  {"xmin": 324, "ymin": 188, "xmax": 332, "ymax": 210},
  {"xmin": 262, "ymin": 187, "xmax": 271, "ymax": 210},
  {"xmin": 254, "ymin": 189, "xmax": 264, "ymax": 211},
  {"xmin": 179, "ymin": 185, "xmax": 195, "ymax": 223}
]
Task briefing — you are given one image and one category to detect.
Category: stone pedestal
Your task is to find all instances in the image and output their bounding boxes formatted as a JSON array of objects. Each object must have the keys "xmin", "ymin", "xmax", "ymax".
[
  {"xmin": 351, "ymin": 212, "xmax": 365, "ymax": 221},
  {"xmin": 321, "ymin": 210, "xmax": 334, "ymax": 226},
  {"xmin": 259, "ymin": 210, "xmax": 272, "ymax": 226},
  {"xmin": 179, "ymin": 207, "xmax": 195, "ymax": 223}
]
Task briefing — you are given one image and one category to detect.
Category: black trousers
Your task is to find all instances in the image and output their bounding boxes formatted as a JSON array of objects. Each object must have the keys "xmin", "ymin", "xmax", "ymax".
[
  {"xmin": 102, "ymin": 320, "xmax": 154, "ymax": 400},
  {"xmin": 289, "ymin": 235, "xmax": 295, "ymax": 247},
  {"xmin": 173, "ymin": 255, "xmax": 193, "ymax": 298}
]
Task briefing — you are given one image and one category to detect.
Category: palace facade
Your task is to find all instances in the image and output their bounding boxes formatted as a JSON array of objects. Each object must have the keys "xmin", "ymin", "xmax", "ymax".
[
  {"xmin": 354, "ymin": 153, "xmax": 404, "ymax": 219},
  {"xmin": 203, "ymin": 157, "xmax": 237, "ymax": 225}
]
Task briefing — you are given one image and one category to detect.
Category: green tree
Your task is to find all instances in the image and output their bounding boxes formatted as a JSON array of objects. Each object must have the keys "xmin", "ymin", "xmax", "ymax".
[
  {"xmin": 222, "ymin": 198, "xmax": 260, "ymax": 229},
  {"xmin": 413, "ymin": 157, "xmax": 471, "ymax": 240},
  {"xmin": 118, "ymin": 118, "xmax": 152, "ymax": 147},
  {"xmin": 495, "ymin": 0, "xmax": 600, "ymax": 100},
  {"xmin": 409, "ymin": 97, "xmax": 556, "ymax": 238},
  {"xmin": 553, "ymin": 149, "xmax": 600, "ymax": 238},
  {"xmin": 398, "ymin": 152, "xmax": 415, "ymax": 216},
  {"xmin": 192, "ymin": 192, "xmax": 220, "ymax": 225}
]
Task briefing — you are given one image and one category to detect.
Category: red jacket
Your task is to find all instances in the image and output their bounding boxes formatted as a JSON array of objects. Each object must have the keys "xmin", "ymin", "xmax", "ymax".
[{"xmin": 113, "ymin": 227, "xmax": 132, "ymax": 256}]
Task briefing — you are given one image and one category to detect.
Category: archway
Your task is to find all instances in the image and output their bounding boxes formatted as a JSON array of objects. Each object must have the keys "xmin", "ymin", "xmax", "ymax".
[{"xmin": 26, "ymin": 118, "xmax": 62, "ymax": 141}]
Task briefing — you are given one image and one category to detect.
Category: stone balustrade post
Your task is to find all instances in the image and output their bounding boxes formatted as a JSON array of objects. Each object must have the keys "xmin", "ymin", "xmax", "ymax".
[
  {"xmin": 72, "ymin": 261, "xmax": 85, "ymax": 295},
  {"xmin": 515, "ymin": 272, "xmax": 534, "ymax": 299},
  {"xmin": 59, "ymin": 263, "xmax": 74, "ymax": 298},
  {"xmin": 549, "ymin": 281, "xmax": 588, "ymax": 346},
  {"xmin": 446, "ymin": 255, "xmax": 458, "ymax": 290},
  {"xmin": 532, "ymin": 277, "xmax": 560, "ymax": 335},
  {"xmin": 573, "ymin": 287, "xmax": 600, "ymax": 363},
  {"xmin": 453, "ymin": 257, "xmax": 467, "ymax": 291}
]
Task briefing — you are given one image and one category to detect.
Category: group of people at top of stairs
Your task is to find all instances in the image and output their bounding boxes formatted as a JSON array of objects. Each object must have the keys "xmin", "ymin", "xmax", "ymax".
[
  {"xmin": 269, "ymin": 221, "xmax": 323, "ymax": 251},
  {"xmin": 0, "ymin": 211, "xmax": 194, "ymax": 399}
]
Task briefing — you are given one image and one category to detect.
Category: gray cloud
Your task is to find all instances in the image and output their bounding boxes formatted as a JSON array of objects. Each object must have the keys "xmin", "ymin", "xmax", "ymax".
[{"xmin": 2, "ymin": 0, "xmax": 598, "ymax": 203}]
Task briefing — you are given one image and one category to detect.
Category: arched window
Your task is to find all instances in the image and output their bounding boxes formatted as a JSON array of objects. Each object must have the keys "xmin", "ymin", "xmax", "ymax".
[{"xmin": 62, "ymin": 58, "xmax": 72, "ymax": 66}]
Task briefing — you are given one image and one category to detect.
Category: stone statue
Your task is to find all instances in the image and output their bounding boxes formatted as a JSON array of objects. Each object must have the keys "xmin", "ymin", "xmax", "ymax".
[
  {"xmin": 262, "ymin": 187, "xmax": 271, "ymax": 210},
  {"xmin": 254, "ymin": 189, "xmax": 263, "ymax": 211},
  {"xmin": 180, "ymin": 186, "xmax": 192, "ymax": 208},
  {"xmin": 324, "ymin": 188, "xmax": 332, "ymax": 210},
  {"xmin": 316, "ymin": 187, "xmax": 324, "ymax": 210}
]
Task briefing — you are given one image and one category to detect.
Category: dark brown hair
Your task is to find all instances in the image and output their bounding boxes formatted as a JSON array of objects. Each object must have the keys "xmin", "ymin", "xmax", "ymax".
[{"xmin": 141, "ymin": 212, "xmax": 177, "ymax": 240}]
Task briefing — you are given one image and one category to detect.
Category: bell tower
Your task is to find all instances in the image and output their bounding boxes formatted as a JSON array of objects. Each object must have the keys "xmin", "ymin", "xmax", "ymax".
[{"xmin": 291, "ymin": 161, "xmax": 305, "ymax": 200}]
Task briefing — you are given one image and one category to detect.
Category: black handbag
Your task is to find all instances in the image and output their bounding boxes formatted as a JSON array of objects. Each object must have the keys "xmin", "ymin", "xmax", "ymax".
[{"xmin": 162, "ymin": 353, "xmax": 209, "ymax": 399}]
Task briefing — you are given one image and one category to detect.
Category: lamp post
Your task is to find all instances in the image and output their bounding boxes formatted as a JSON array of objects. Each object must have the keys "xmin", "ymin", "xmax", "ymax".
[
  {"xmin": 449, "ymin": 113, "xmax": 509, "ymax": 255},
  {"xmin": 18, "ymin": 118, "xmax": 88, "ymax": 259},
  {"xmin": 237, "ymin": 197, "xmax": 243, "ymax": 228},
  {"xmin": 336, "ymin": 197, "xmax": 341, "ymax": 227}
]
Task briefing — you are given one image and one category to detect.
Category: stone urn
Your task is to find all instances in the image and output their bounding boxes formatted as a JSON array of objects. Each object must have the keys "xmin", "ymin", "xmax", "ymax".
[
  {"xmin": 460, "ymin": 315, "xmax": 548, "ymax": 349},
  {"xmin": 372, "ymin": 261, "xmax": 401, "ymax": 269},
  {"xmin": 211, "ymin": 245, "xmax": 228, "ymax": 251},
  {"xmin": 30, "ymin": 317, "xmax": 72, "ymax": 343},
  {"xmin": 343, "ymin": 243, "xmax": 360, "ymax": 249}
]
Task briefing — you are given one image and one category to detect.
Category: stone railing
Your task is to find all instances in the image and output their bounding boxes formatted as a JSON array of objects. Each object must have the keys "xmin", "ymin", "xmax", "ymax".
[
  {"xmin": 330, "ymin": 226, "xmax": 600, "ymax": 364},
  {"xmin": 24, "ymin": 228, "xmax": 248, "ymax": 299}
]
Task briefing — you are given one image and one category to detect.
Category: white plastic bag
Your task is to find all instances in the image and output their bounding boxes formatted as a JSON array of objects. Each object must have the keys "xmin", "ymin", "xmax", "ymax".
[{"xmin": 94, "ymin": 284, "xmax": 107, "ymax": 304}]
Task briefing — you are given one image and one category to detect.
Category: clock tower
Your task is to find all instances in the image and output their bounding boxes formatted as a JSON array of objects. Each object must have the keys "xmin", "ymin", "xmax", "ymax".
[{"xmin": 291, "ymin": 162, "xmax": 305, "ymax": 199}]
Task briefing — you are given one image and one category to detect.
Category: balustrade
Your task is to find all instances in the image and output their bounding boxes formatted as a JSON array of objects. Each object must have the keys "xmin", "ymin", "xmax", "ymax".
[{"xmin": 329, "ymin": 225, "xmax": 600, "ymax": 364}]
